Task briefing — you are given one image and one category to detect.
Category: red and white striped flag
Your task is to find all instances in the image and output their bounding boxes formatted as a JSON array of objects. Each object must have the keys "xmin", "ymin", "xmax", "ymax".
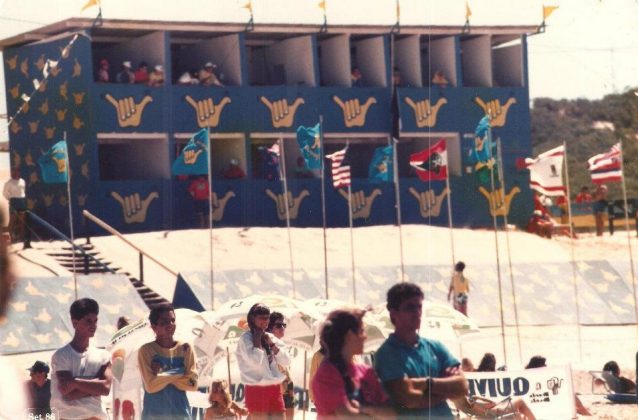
[
  {"xmin": 326, "ymin": 146, "xmax": 350, "ymax": 188},
  {"xmin": 588, "ymin": 143, "xmax": 622, "ymax": 184},
  {"xmin": 524, "ymin": 145, "xmax": 566, "ymax": 196}
]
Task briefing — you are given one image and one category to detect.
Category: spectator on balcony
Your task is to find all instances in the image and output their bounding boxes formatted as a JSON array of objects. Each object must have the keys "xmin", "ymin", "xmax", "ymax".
[
  {"xmin": 392, "ymin": 66, "xmax": 402, "ymax": 87},
  {"xmin": 351, "ymin": 66, "xmax": 363, "ymax": 87},
  {"xmin": 96, "ymin": 59, "xmax": 110, "ymax": 83},
  {"xmin": 432, "ymin": 70, "xmax": 449, "ymax": 88},
  {"xmin": 134, "ymin": 61, "xmax": 150, "ymax": 84},
  {"xmin": 199, "ymin": 62, "xmax": 224, "ymax": 87},
  {"xmin": 148, "ymin": 65, "xmax": 165, "ymax": 87},
  {"xmin": 177, "ymin": 69, "xmax": 200, "ymax": 85},
  {"xmin": 116, "ymin": 61, "xmax": 135, "ymax": 84},
  {"xmin": 223, "ymin": 158, "xmax": 246, "ymax": 180}
]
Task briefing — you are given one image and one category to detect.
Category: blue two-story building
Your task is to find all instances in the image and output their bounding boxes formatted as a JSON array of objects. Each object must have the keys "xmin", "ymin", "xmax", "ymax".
[{"xmin": 1, "ymin": 17, "xmax": 536, "ymax": 235}]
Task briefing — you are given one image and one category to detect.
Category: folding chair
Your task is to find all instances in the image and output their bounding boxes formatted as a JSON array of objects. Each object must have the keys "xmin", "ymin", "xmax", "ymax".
[{"xmin": 588, "ymin": 370, "xmax": 612, "ymax": 394}]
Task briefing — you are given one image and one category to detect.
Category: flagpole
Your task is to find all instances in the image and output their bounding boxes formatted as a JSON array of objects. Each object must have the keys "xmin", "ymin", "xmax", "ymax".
[
  {"xmin": 392, "ymin": 137, "xmax": 405, "ymax": 282},
  {"xmin": 319, "ymin": 116, "xmax": 329, "ymax": 299},
  {"xmin": 563, "ymin": 141, "xmax": 583, "ymax": 361},
  {"xmin": 64, "ymin": 131, "xmax": 77, "ymax": 300},
  {"xmin": 618, "ymin": 140, "xmax": 638, "ymax": 340},
  {"xmin": 207, "ymin": 126, "xmax": 215, "ymax": 310},
  {"xmin": 279, "ymin": 136, "xmax": 296, "ymax": 299},
  {"xmin": 346, "ymin": 143, "xmax": 356, "ymax": 304},
  {"xmin": 488, "ymin": 126, "xmax": 508, "ymax": 365},
  {"xmin": 496, "ymin": 137, "xmax": 522, "ymax": 363},
  {"xmin": 444, "ymin": 161, "xmax": 455, "ymax": 267}
]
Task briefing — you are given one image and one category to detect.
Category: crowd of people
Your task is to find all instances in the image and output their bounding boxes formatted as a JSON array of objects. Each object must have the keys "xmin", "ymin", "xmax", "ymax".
[{"xmin": 96, "ymin": 59, "xmax": 225, "ymax": 87}]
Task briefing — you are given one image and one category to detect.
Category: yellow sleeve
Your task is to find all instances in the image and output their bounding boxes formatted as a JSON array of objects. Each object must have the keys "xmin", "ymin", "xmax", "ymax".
[
  {"xmin": 138, "ymin": 343, "xmax": 178, "ymax": 394},
  {"xmin": 173, "ymin": 343, "xmax": 198, "ymax": 392}
]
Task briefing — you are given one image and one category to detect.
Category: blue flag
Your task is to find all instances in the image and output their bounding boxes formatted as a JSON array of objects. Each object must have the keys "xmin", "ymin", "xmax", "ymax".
[
  {"xmin": 470, "ymin": 116, "xmax": 498, "ymax": 186},
  {"xmin": 296, "ymin": 123, "xmax": 322, "ymax": 170},
  {"xmin": 38, "ymin": 140, "xmax": 68, "ymax": 183},
  {"xmin": 172, "ymin": 129, "xmax": 209, "ymax": 175},
  {"xmin": 368, "ymin": 145, "xmax": 393, "ymax": 183}
]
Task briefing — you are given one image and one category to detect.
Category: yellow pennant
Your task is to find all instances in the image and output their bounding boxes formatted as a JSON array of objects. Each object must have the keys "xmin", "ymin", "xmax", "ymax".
[
  {"xmin": 465, "ymin": 1, "xmax": 472, "ymax": 20},
  {"xmin": 318, "ymin": 1, "xmax": 326, "ymax": 12},
  {"xmin": 543, "ymin": 5, "xmax": 559, "ymax": 20},
  {"xmin": 396, "ymin": 1, "xmax": 400, "ymax": 21},
  {"xmin": 242, "ymin": 1, "xmax": 253, "ymax": 13},
  {"xmin": 81, "ymin": 0, "xmax": 101, "ymax": 12}
]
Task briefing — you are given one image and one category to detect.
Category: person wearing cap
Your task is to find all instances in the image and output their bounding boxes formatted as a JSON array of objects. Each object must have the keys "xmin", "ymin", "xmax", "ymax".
[
  {"xmin": 134, "ymin": 61, "xmax": 150, "ymax": 84},
  {"xmin": 27, "ymin": 360, "xmax": 52, "ymax": 416},
  {"xmin": 96, "ymin": 58, "xmax": 110, "ymax": 83},
  {"xmin": 116, "ymin": 61, "xmax": 135, "ymax": 84},
  {"xmin": 199, "ymin": 62, "xmax": 224, "ymax": 87},
  {"xmin": 148, "ymin": 64, "xmax": 165, "ymax": 87},
  {"xmin": 223, "ymin": 158, "xmax": 246, "ymax": 180}
]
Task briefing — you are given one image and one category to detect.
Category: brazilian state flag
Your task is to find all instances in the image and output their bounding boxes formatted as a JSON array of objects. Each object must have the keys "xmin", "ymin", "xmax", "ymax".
[
  {"xmin": 172, "ymin": 128, "xmax": 209, "ymax": 175},
  {"xmin": 296, "ymin": 123, "xmax": 322, "ymax": 170},
  {"xmin": 38, "ymin": 140, "xmax": 68, "ymax": 183},
  {"xmin": 368, "ymin": 145, "xmax": 393, "ymax": 183}
]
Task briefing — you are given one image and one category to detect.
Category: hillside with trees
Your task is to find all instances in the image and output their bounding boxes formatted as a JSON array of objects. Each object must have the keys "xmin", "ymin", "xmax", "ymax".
[{"xmin": 531, "ymin": 88, "xmax": 638, "ymax": 200}]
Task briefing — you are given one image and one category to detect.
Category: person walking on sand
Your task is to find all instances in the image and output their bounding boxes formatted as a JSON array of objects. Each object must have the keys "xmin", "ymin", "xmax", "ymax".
[{"xmin": 448, "ymin": 261, "xmax": 469, "ymax": 316}]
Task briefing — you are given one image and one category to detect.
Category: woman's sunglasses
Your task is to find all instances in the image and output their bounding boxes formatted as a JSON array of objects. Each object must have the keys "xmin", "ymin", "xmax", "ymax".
[{"xmin": 274, "ymin": 322, "xmax": 287, "ymax": 329}]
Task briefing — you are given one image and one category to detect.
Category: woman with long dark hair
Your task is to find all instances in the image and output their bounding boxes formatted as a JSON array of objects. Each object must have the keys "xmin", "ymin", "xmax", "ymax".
[
  {"xmin": 311, "ymin": 309, "xmax": 389, "ymax": 418},
  {"xmin": 236, "ymin": 303, "xmax": 290, "ymax": 419}
]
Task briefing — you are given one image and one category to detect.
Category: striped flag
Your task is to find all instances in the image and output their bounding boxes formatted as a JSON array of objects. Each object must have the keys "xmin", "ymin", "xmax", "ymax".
[
  {"xmin": 524, "ymin": 145, "xmax": 565, "ymax": 196},
  {"xmin": 326, "ymin": 146, "xmax": 350, "ymax": 188},
  {"xmin": 588, "ymin": 143, "xmax": 622, "ymax": 184}
]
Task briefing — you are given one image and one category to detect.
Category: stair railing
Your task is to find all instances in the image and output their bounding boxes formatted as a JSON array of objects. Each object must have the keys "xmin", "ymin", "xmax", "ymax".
[
  {"xmin": 26, "ymin": 210, "xmax": 116, "ymax": 275},
  {"xmin": 82, "ymin": 210, "xmax": 177, "ymax": 283}
]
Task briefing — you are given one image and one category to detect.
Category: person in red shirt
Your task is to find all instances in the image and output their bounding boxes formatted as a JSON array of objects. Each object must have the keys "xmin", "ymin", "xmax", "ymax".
[
  {"xmin": 187, "ymin": 176, "xmax": 209, "ymax": 228},
  {"xmin": 575, "ymin": 186, "xmax": 592, "ymax": 203},
  {"xmin": 134, "ymin": 62, "xmax": 149, "ymax": 84},
  {"xmin": 222, "ymin": 158, "xmax": 246, "ymax": 180}
]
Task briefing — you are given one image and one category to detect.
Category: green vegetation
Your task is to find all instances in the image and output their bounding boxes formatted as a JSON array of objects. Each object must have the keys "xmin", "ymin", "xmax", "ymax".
[{"xmin": 531, "ymin": 87, "xmax": 638, "ymax": 199}]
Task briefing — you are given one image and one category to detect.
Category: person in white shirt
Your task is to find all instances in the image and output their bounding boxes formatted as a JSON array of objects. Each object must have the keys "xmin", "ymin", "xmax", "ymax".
[
  {"xmin": 0, "ymin": 208, "xmax": 29, "ymax": 419},
  {"xmin": 236, "ymin": 303, "xmax": 290, "ymax": 419},
  {"xmin": 50, "ymin": 298, "xmax": 113, "ymax": 420},
  {"xmin": 3, "ymin": 167, "xmax": 29, "ymax": 246}
]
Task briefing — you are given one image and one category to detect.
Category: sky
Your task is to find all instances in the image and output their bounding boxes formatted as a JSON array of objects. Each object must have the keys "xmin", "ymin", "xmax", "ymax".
[{"xmin": 0, "ymin": 0, "xmax": 636, "ymax": 117}]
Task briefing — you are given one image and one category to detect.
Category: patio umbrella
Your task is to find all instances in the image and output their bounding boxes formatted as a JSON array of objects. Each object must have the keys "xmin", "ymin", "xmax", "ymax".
[
  {"xmin": 212, "ymin": 294, "xmax": 320, "ymax": 351},
  {"xmin": 305, "ymin": 298, "xmax": 388, "ymax": 353}
]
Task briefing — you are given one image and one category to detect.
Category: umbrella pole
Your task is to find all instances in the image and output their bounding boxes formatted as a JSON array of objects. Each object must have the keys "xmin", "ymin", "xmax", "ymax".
[
  {"xmin": 226, "ymin": 347, "xmax": 231, "ymax": 391},
  {"xmin": 303, "ymin": 349, "xmax": 308, "ymax": 420}
]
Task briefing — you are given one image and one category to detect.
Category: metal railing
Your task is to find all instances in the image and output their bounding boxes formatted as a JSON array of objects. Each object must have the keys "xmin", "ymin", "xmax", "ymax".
[
  {"xmin": 82, "ymin": 210, "xmax": 177, "ymax": 283},
  {"xmin": 26, "ymin": 210, "xmax": 116, "ymax": 275}
]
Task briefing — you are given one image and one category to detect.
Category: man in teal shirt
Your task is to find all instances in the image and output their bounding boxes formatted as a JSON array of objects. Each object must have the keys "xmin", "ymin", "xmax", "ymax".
[{"xmin": 375, "ymin": 282, "xmax": 468, "ymax": 419}]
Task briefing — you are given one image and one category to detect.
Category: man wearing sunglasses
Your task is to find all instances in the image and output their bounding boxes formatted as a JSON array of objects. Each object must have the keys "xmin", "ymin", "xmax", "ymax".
[
  {"xmin": 267, "ymin": 312, "xmax": 295, "ymax": 419},
  {"xmin": 375, "ymin": 282, "xmax": 468, "ymax": 419}
]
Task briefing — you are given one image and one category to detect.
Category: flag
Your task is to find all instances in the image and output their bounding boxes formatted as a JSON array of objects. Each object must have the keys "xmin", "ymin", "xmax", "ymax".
[
  {"xmin": 172, "ymin": 129, "xmax": 209, "ymax": 175},
  {"xmin": 296, "ymin": 123, "xmax": 322, "ymax": 170},
  {"xmin": 543, "ymin": 5, "xmax": 559, "ymax": 20},
  {"xmin": 368, "ymin": 145, "xmax": 393, "ymax": 183},
  {"xmin": 326, "ymin": 146, "xmax": 350, "ymax": 188},
  {"xmin": 318, "ymin": 0, "xmax": 326, "ymax": 12},
  {"xmin": 39, "ymin": 140, "xmax": 68, "ymax": 183},
  {"xmin": 524, "ymin": 145, "xmax": 565, "ymax": 196},
  {"xmin": 410, "ymin": 140, "xmax": 448, "ymax": 182},
  {"xmin": 465, "ymin": 1, "xmax": 472, "ymax": 20},
  {"xmin": 470, "ymin": 116, "xmax": 497, "ymax": 185},
  {"xmin": 242, "ymin": 1, "xmax": 253, "ymax": 13},
  {"xmin": 81, "ymin": 0, "xmax": 101, "ymax": 12},
  {"xmin": 588, "ymin": 143, "xmax": 622, "ymax": 184}
]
